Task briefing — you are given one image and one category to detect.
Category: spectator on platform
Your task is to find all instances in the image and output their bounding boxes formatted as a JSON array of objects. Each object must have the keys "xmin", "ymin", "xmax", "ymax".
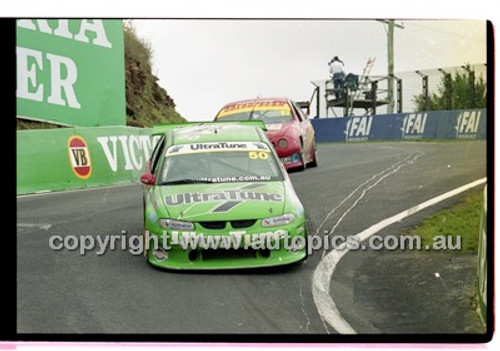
[{"xmin": 328, "ymin": 56, "xmax": 346, "ymax": 99}]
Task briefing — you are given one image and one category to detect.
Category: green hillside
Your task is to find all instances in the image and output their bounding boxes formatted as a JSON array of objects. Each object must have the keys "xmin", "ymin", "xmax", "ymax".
[
  {"xmin": 124, "ymin": 22, "xmax": 186, "ymax": 127},
  {"xmin": 17, "ymin": 21, "xmax": 185, "ymax": 130}
]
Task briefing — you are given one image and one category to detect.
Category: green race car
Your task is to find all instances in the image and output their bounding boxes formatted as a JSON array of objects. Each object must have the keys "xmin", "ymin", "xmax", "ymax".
[{"xmin": 140, "ymin": 122, "xmax": 308, "ymax": 270}]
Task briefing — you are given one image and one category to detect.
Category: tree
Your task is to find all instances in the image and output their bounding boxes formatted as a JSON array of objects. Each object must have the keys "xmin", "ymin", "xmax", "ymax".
[{"xmin": 413, "ymin": 64, "xmax": 486, "ymax": 111}]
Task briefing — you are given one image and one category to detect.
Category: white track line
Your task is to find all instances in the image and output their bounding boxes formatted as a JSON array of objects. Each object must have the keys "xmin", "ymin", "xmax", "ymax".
[
  {"xmin": 321, "ymin": 153, "xmax": 422, "ymax": 259},
  {"xmin": 312, "ymin": 153, "xmax": 421, "ymax": 333},
  {"xmin": 17, "ymin": 223, "xmax": 52, "ymax": 231},
  {"xmin": 312, "ymin": 177, "xmax": 487, "ymax": 334},
  {"xmin": 17, "ymin": 183, "xmax": 139, "ymax": 199},
  {"xmin": 312, "ymin": 154, "xmax": 416, "ymax": 238}
]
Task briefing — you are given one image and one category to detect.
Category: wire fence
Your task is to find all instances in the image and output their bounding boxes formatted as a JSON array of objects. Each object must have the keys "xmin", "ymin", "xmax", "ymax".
[{"xmin": 310, "ymin": 63, "xmax": 487, "ymax": 118}]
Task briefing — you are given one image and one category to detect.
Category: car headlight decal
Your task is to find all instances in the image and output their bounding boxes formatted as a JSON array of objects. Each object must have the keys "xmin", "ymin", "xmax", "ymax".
[
  {"xmin": 159, "ymin": 219, "xmax": 195, "ymax": 231},
  {"xmin": 261, "ymin": 213, "xmax": 296, "ymax": 227}
]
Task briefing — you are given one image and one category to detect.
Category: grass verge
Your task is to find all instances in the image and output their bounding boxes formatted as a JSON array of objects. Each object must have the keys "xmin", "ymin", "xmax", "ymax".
[{"xmin": 402, "ymin": 188, "xmax": 484, "ymax": 252}]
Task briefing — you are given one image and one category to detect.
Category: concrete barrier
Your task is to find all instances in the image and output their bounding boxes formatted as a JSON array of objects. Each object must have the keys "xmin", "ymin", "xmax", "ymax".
[{"xmin": 17, "ymin": 126, "xmax": 155, "ymax": 194}]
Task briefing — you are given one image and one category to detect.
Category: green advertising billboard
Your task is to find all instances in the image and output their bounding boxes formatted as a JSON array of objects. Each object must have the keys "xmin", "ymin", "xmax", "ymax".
[
  {"xmin": 16, "ymin": 19, "xmax": 125, "ymax": 127},
  {"xmin": 17, "ymin": 126, "xmax": 156, "ymax": 194}
]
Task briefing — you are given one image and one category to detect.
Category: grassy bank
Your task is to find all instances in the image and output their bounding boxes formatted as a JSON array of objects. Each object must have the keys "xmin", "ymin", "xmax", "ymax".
[{"xmin": 403, "ymin": 188, "xmax": 484, "ymax": 252}]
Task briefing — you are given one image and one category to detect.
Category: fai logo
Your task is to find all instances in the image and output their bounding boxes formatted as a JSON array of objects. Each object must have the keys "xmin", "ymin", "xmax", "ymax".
[
  {"xmin": 402, "ymin": 113, "xmax": 427, "ymax": 139},
  {"xmin": 456, "ymin": 110, "xmax": 481, "ymax": 139},
  {"xmin": 68, "ymin": 135, "xmax": 92, "ymax": 179},
  {"xmin": 345, "ymin": 116, "xmax": 372, "ymax": 141}
]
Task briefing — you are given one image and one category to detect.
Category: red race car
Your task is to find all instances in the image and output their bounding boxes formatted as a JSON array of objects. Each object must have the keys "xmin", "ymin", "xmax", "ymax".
[{"xmin": 215, "ymin": 97, "xmax": 318, "ymax": 170}]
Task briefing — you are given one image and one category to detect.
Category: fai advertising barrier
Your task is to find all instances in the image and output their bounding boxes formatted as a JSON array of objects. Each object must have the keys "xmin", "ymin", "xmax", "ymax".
[
  {"xmin": 16, "ymin": 20, "xmax": 126, "ymax": 127},
  {"xmin": 311, "ymin": 109, "xmax": 486, "ymax": 143},
  {"xmin": 17, "ymin": 127, "xmax": 158, "ymax": 194}
]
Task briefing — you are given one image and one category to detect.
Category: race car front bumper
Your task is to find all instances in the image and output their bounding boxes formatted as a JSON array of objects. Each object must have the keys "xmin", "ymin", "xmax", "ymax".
[{"xmin": 145, "ymin": 222, "xmax": 308, "ymax": 270}]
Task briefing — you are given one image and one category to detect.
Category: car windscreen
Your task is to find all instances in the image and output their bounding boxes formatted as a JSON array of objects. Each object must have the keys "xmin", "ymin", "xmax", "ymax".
[
  {"xmin": 216, "ymin": 102, "xmax": 293, "ymax": 124},
  {"xmin": 159, "ymin": 142, "xmax": 284, "ymax": 185}
]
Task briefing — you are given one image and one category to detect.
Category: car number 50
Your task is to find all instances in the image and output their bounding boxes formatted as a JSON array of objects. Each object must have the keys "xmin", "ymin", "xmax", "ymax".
[{"xmin": 249, "ymin": 151, "xmax": 269, "ymax": 160}]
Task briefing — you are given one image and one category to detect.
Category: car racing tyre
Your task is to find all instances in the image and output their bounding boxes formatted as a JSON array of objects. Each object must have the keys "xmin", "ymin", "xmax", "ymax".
[
  {"xmin": 298, "ymin": 141, "xmax": 307, "ymax": 171},
  {"xmin": 142, "ymin": 199, "xmax": 149, "ymax": 258},
  {"xmin": 292, "ymin": 210, "xmax": 312, "ymax": 267},
  {"xmin": 308, "ymin": 140, "xmax": 318, "ymax": 168}
]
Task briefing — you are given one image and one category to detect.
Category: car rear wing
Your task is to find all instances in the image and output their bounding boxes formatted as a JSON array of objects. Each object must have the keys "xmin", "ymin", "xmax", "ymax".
[{"xmin": 151, "ymin": 120, "xmax": 267, "ymax": 136}]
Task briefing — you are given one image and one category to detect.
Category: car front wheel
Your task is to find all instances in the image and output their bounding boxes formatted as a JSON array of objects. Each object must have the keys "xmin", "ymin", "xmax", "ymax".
[{"xmin": 308, "ymin": 140, "xmax": 318, "ymax": 168}]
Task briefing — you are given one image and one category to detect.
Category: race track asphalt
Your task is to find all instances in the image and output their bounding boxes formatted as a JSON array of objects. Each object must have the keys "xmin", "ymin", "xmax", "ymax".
[{"xmin": 17, "ymin": 141, "xmax": 487, "ymax": 336}]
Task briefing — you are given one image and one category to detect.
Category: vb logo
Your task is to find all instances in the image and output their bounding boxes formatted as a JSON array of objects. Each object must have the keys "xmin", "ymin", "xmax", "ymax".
[{"xmin": 68, "ymin": 135, "xmax": 92, "ymax": 179}]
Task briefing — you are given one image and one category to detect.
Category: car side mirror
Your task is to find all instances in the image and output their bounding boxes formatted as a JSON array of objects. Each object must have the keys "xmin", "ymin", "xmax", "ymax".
[{"xmin": 140, "ymin": 172, "xmax": 156, "ymax": 185}]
